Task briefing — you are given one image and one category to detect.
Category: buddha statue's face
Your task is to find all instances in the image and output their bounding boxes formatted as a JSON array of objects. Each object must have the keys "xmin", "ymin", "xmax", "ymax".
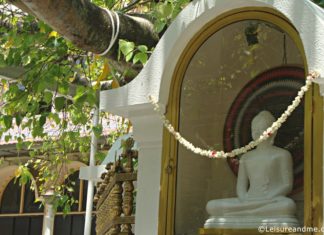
[{"xmin": 251, "ymin": 111, "xmax": 276, "ymax": 142}]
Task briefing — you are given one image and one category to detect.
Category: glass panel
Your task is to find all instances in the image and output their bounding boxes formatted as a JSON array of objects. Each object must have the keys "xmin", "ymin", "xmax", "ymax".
[
  {"xmin": 175, "ymin": 20, "xmax": 305, "ymax": 234},
  {"xmin": 29, "ymin": 216, "xmax": 43, "ymax": 235},
  {"xmin": 0, "ymin": 216, "xmax": 43, "ymax": 235},
  {"xmin": 58, "ymin": 170, "xmax": 88, "ymax": 212},
  {"xmin": 0, "ymin": 218, "xmax": 14, "ymax": 235},
  {"xmin": 54, "ymin": 215, "xmax": 96, "ymax": 235},
  {"xmin": 82, "ymin": 180, "xmax": 96, "ymax": 211},
  {"xmin": 0, "ymin": 178, "xmax": 21, "ymax": 213},
  {"xmin": 13, "ymin": 217, "xmax": 30, "ymax": 235},
  {"xmin": 58, "ymin": 170, "xmax": 96, "ymax": 212},
  {"xmin": 65, "ymin": 171, "xmax": 80, "ymax": 211},
  {"xmin": 24, "ymin": 181, "xmax": 43, "ymax": 213}
]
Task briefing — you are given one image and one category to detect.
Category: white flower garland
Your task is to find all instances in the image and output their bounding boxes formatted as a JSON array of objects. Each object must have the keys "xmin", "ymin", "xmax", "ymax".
[{"xmin": 149, "ymin": 71, "xmax": 319, "ymax": 159}]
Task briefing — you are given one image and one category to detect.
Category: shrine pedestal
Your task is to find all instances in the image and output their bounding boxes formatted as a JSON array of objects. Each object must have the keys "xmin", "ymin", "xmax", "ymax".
[{"xmin": 199, "ymin": 228, "xmax": 302, "ymax": 235}]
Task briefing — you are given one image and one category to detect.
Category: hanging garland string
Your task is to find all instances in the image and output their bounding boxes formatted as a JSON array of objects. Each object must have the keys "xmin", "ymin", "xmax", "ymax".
[
  {"xmin": 149, "ymin": 71, "xmax": 319, "ymax": 159},
  {"xmin": 97, "ymin": 8, "xmax": 120, "ymax": 56}
]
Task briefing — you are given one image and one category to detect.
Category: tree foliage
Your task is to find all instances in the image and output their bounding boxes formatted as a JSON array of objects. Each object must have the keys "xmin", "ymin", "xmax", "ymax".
[{"xmin": 0, "ymin": 0, "xmax": 191, "ymax": 212}]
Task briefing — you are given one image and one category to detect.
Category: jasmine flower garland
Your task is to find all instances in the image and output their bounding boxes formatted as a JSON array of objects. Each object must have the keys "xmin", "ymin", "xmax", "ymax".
[{"xmin": 149, "ymin": 71, "xmax": 319, "ymax": 159}]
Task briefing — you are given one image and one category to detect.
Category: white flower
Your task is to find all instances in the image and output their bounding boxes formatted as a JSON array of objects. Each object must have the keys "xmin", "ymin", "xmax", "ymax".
[
  {"xmin": 287, "ymin": 105, "xmax": 294, "ymax": 113},
  {"xmin": 148, "ymin": 71, "xmax": 318, "ymax": 159},
  {"xmin": 292, "ymin": 100, "xmax": 300, "ymax": 106}
]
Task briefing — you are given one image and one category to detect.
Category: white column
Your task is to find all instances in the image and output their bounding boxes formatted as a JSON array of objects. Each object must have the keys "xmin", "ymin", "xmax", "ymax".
[
  {"xmin": 129, "ymin": 111, "xmax": 164, "ymax": 235},
  {"xmin": 42, "ymin": 195, "xmax": 55, "ymax": 235},
  {"xmin": 84, "ymin": 105, "xmax": 99, "ymax": 235}
]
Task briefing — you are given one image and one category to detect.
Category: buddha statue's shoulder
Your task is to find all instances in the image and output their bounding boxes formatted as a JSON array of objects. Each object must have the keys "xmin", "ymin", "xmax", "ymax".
[
  {"xmin": 272, "ymin": 146, "xmax": 292, "ymax": 157},
  {"xmin": 239, "ymin": 151, "xmax": 256, "ymax": 162}
]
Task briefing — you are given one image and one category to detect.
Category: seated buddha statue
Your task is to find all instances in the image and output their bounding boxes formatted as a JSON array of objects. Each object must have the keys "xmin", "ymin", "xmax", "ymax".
[{"xmin": 204, "ymin": 111, "xmax": 299, "ymax": 228}]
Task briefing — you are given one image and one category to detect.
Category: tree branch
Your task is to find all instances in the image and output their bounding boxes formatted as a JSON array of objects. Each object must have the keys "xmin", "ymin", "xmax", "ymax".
[{"xmin": 8, "ymin": 0, "xmax": 159, "ymax": 79}]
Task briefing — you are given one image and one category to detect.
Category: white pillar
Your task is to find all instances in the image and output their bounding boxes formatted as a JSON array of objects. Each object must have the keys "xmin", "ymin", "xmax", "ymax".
[
  {"xmin": 84, "ymin": 105, "xmax": 99, "ymax": 235},
  {"xmin": 129, "ymin": 112, "xmax": 164, "ymax": 235},
  {"xmin": 42, "ymin": 201, "xmax": 55, "ymax": 235}
]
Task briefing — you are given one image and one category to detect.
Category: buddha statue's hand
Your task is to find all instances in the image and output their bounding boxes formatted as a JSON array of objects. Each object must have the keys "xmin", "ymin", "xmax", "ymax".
[
  {"xmin": 239, "ymin": 193, "xmax": 269, "ymax": 202},
  {"xmin": 242, "ymin": 192, "xmax": 274, "ymax": 202},
  {"xmin": 244, "ymin": 196, "xmax": 262, "ymax": 201},
  {"xmin": 237, "ymin": 192, "xmax": 248, "ymax": 202},
  {"xmin": 264, "ymin": 193, "xmax": 275, "ymax": 200}
]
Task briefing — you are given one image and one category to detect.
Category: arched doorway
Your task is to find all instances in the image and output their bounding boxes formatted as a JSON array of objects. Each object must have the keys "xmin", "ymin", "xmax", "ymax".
[
  {"xmin": 0, "ymin": 178, "xmax": 43, "ymax": 235},
  {"xmin": 0, "ymin": 169, "xmax": 95, "ymax": 235}
]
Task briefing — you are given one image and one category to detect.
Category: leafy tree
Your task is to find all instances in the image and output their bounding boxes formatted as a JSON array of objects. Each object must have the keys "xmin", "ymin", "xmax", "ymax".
[{"xmin": 0, "ymin": 0, "xmax": 191, "ymax": 212}]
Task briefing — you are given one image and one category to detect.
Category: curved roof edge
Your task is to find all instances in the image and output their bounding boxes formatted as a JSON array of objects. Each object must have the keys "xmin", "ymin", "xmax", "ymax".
[{"xmin": 100, "ymin": 0, "xmax": 324, "ymax": 116}]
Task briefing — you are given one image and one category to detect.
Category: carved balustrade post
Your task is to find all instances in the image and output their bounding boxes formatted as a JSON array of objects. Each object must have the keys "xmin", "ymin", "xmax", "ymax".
[
  {"xmin": 94, "ymin": 138, "xmax": 138, "ymax": 235},
  {"xmin": 121, "ymin": 150, "xmax": 134, "ymax": 233},
  {"xmin": 107, "ymin": 161, "xmax": 123, "ymax": 235}
]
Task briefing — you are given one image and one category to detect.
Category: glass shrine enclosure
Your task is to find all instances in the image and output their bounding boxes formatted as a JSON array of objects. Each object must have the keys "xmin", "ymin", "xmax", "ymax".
[{"xmin": 173, "ymin": 19, "xmax": 307, "ymax": 235}]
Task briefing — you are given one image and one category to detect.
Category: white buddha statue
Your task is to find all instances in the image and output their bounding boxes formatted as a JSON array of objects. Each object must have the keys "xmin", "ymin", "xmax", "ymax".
[{"xmin": 204, "ymin": 111, "xmax": 299, "ymax": 228}]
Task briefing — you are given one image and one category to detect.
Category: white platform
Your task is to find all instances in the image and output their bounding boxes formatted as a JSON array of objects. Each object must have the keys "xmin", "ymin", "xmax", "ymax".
[{"xmin": 204, "ymin": 216, "xmax": 300, "ymax": 229}]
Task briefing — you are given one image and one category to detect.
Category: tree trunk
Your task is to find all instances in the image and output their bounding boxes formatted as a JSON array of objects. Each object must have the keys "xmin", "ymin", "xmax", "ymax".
[{"xmin": 8, "ymin": 0, "xmax": 159, "ymax": 78}]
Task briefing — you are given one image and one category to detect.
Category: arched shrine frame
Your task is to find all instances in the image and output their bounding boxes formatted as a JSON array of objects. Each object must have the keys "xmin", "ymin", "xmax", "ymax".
[{"xmin": 158, "ymin": 7, "xmax": 323, "ymax": 235}]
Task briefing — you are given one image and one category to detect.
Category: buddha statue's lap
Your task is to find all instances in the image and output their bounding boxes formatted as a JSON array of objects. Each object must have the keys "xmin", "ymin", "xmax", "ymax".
[
  {"xmin": 204, "ymin": 111, "xmax": 299, "ymax": 229},
  {"xmin": 206, "ymin": 196, "xmax": 296, "ymax": 216}
]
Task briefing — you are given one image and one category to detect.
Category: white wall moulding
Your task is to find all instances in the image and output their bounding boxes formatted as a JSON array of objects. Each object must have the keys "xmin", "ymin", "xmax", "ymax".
[{"xmin": 79, "ymin": 165, "xmax": 106, "ymax": 181}]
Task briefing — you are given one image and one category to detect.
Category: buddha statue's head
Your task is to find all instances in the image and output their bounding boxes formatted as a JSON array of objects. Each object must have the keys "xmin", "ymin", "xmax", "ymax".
[{"xmin": 251, "ymin": 110, "xmax": 276, "ymax": 144}]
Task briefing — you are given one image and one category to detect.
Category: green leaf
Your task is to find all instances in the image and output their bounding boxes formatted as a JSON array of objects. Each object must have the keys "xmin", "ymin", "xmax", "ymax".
[
  {"xmin": 92, "ymin": 125, "xmax": 103, "ymax": 138},
  {"xmin": 43, "ymin": 92, "xmax": 53, "ymax": 104},
  {"xmin": 74, "ymin": 85, "xmax": 86, "ymax": 97},
  {"xmin": 48, "ymin": 112, "xmax": 61, "ymax": 125},
  {"xmin": 22, "ymin": 55, "xmax": 31, "ymax": 66},
  {"xmin": 4, "ymin": 135, "xmax": 10, "ymax": 142},
  {"xmin": 133, "ymin": 52, "xmax": 148, "ymax": 65},
  {"xmin": 119, "ymin": 39, "xmax": 135, "ymax": 62},
  {"xmin": 37, "ymin": 79, "xmax": 49, "ymax": 93},
  {"xmin": 96, "ymin": 152, "xmax": 106, "ymax": 163},
  {"xmin": 137, "ymin": 45, "xmax": 148, "ymax": 53},
  {"xmin": 31, "ymin": 124, "xmax": 44, "ymax": 138},
  {"xmin": 39, "ymin": 114, "xmax": 47, "ymax": 127},
  {"xmin": 15, "ymin": 114, "xmax": 22, "ymax": 126},
  {"xmin": 156, "ymin": 2, "xmax": 173, "ymax": 18},
  {"xmin": 63, "ymin": 203, "xmax": 71, "ymax": 215},
  {"xmin": 16, "ymin": 137, "xmax": 23, "ymax": 150},
  {"xmin": 86, "ymin": 91, "xmax": 97, "ymax": 106},
  {"xmin": 74, "ymin": 93, "xmax": 87, "ymax": 106},
  {"xmin": 66, "ymin": 186, "xmax": 74, "ymax": 193},
  {"xmin": 15, "ymin": 165, "xmax": 32, "ymax": 185},
  {"xmin": 0, "ymin": 54, "xmax": 6, "ymax": 66},
  {"xmin": 73, "ymin": 86, "xmax": 87, "ymax": 105},
  {"xmin": 154, "ymin": 20, "xmax": 167, "ymax": 33},
  {"xmin": 70, "ymin": 109, "xmax": 88, "ymax": 125},
  {"xmin": 3, "ymin": 115, "xmax": 13, "ymax": 129},
  {"xmin": 54, "ymin": 97, "xmax": 65, "ymax": 111}
]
